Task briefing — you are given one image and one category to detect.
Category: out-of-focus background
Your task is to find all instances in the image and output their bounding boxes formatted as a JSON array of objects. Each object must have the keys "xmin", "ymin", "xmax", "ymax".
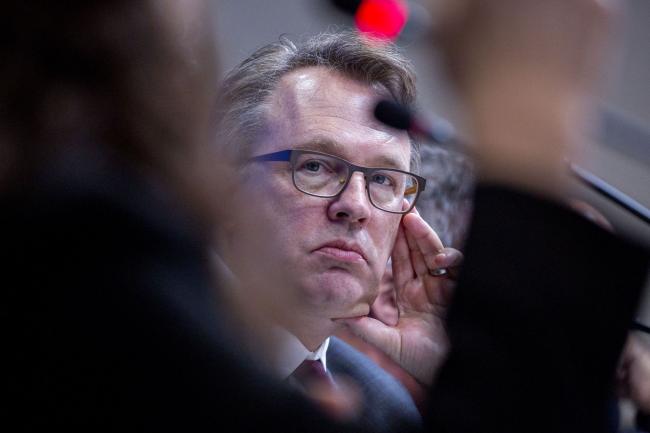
[{"xmin": 213, "ymin": 0, "xmax": 650, "ymax": 318}]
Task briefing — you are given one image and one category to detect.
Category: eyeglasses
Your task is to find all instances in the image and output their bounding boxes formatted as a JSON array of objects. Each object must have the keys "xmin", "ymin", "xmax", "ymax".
[{"xmin": 248, "ymin": 149, "xmax": 426, "ymax": 214}]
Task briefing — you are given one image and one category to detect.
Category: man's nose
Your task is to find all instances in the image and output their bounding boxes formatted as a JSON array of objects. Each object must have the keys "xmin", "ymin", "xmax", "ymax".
[{"xmin": 327, "ymin": 172, "xmax": 372, "ymax": 225}]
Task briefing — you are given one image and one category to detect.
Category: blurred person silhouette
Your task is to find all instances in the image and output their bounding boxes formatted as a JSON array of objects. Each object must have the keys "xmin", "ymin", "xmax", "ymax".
[
  {"xmin": 569, "ymin": 203, "xmax": 650, "ymax": 433},
  {"xmin": 568, "ymin": 200, "xmax": 650, "ymax": 432},
  {"xmin": 424, "ymin": 1, "xmax": 648, "ymax": 432},
  {"xmin": 1, "ymin": 1, "xmax": 364, "ymax": 431}
]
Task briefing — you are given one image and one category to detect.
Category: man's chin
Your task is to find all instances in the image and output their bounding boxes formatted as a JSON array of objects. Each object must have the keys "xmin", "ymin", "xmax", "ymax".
[
  {"xmin": 311, "ymin": 267, "xmax": 374, "ymax": 291},
  {"xmin": 296, "ymin": 269, "xmax": 377, "ymax": 315}
]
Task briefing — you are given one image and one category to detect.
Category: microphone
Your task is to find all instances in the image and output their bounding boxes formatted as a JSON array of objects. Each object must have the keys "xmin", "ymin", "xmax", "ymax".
[
  {"xmin": 374, "ymin": 100, "xmax": 457, "ymax": 146},
  {"xmin": 374, "ymin": 99, "xmax": 650, "ymax": 226},
  {"xmin": 329, "ymin": 0, "xmax": 362, "ymax": 14}
]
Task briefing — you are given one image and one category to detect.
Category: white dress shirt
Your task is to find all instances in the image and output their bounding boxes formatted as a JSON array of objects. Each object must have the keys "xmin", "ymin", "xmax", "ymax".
[{"xmin": 270, "ymin": 327, "xmax": 330, "ymax": 379}]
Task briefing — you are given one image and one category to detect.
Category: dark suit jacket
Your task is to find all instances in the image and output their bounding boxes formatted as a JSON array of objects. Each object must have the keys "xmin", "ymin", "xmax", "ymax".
[
  {"xmin": 427, "ymin": 186, "xmax": 648, "ymax": 433},
  {"xmin": 328, "ymin": 336, "xmax": 421, "ymax": 433}
]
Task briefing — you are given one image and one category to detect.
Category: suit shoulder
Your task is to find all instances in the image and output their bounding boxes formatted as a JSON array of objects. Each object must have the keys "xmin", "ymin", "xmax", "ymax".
[{"xmin": 328, "ymin": 337, "xmax": 421, "ymax": 433}]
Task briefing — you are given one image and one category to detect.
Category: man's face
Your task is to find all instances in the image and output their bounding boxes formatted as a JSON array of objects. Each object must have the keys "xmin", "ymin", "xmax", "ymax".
[{"xmin": 229, "ymin": 66, "xmax": 411, "ymax": 346}]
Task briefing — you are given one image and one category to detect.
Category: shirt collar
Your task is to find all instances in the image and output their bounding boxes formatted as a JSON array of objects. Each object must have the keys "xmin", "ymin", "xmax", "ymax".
[{"xmin": 271, "ymin": 328, "xmax": 330, "ymax": 379}]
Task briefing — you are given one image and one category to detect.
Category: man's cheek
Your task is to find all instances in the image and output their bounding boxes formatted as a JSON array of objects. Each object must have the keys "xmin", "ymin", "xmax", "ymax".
[{"xmin": 384, "ymin": 221, "xmax": 402, "ymax": 257}]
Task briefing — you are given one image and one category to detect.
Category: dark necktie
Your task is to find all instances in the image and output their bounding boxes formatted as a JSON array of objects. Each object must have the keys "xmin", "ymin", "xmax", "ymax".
[{"xmin": 290, "ymin": 359, "xmax": 337, "ymax": 391}]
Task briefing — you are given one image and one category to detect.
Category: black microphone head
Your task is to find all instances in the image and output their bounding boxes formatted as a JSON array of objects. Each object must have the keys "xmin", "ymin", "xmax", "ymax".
[
  {"xmin": 329, "ymin": 0, "xmax": 362, "ymax": 14},
  {"xmin": 374, "ymin": 100, "xmax": 412, "ymax": 131}
]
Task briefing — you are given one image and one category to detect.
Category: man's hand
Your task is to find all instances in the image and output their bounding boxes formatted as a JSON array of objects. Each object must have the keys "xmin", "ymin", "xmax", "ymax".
[{"xmin": 338, "ymin": 211, "xmax": 462, "ymax": 385}]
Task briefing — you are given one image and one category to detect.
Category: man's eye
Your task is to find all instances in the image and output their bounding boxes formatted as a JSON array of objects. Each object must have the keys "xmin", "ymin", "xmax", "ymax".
[
  {"xmin": 304, "ymin": 161, "xmax": 321, "ymax": 172},
  {"xmin": 371, "ymin": 174, "xmax": 393, "ymax": 186}
]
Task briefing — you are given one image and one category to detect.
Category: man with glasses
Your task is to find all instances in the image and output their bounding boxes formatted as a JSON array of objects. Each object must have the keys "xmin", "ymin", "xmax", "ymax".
[{"xmin": 214, "ymin": 32, "xmax": 461, "ymax": 430}]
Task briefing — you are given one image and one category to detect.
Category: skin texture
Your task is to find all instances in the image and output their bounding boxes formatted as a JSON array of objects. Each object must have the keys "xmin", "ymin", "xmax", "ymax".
[
  {"xmin": 369, "ymin": 262, "xmax": 400, "ymax": 327},
  {"xmin": 227, "ymin": 66, "xmax": 410, "ymax": 350},
  {"xmin": 340, "ymin": 212, "xmax": 462, "ymax": 385}
]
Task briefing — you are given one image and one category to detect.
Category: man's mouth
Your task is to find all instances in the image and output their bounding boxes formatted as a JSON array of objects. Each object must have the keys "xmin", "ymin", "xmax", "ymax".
[{"xmin": 313, "ymin": 240, "xmax": 367, "ymax": 263}]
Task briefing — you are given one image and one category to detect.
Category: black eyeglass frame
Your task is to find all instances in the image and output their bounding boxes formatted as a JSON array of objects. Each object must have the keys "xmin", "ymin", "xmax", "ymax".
[{"xmin": 249, "ymin": 149, "xmax": 426, "ymax": 215}]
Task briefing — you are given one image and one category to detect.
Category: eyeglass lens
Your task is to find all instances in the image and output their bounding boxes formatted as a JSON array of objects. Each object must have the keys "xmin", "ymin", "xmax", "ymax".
[{"xmin": 292, "ymin": 152, "xmax": 419, "ymax": 213}]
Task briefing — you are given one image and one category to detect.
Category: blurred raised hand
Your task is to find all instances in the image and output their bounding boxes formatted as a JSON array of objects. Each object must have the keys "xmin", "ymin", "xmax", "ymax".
[{"xmin": 428, "ymin": 0, "xmax": 621, "ymax": 196}]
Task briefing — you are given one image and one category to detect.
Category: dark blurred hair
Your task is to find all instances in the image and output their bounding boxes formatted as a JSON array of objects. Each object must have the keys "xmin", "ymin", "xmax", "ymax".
[{"xmin": 0, "ymin": 1, "xmax": 218, "ymax": 202}]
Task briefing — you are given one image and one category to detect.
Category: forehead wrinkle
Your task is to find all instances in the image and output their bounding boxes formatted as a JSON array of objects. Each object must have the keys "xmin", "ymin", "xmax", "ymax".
[
  {"xmin": 273, "ymin": 68, "xmax": 326, "ymax": 116},
  {"xmin": 290, "ymin": 110, "xmax": 411, "ymax": 170},
  {"xmin": 295, "ymin": 136, "xmax": 409, "ymax": 170},
  {"xmin": 266, "ymin": 80, "xmax": 300, "ymax": 127},
  {"xmin": 367, "ymin": 147, "xmax": 409, "ymax": 170},
  {"xmin": 263, "ymin": 70, "xmax": 338, "ymax": 146},
  {"xmin": 294, "ymin": 137, "xmax": 344, "ymax": 154},
  {"xmin": 284, "ymin": 67, "xmax": 377, "ymax": 118},
  {"xmin": 270, "ymin": 67, "xmax": 384, "ymax": 133}
]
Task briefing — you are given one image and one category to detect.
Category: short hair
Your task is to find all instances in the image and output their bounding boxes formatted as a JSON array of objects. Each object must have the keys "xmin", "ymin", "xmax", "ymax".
[{"xmin": 215, "ymin": 31, "xmax": 419, "ymax": 170}]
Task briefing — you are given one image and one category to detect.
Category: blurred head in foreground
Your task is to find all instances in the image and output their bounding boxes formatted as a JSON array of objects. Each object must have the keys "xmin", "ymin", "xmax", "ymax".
[
  {"xmin": 214, "ymin": 31, "xmax": 420, "ymax": 351},
  {"xmin": 0, "ymin": 0, "xmax": 222, "ymax": 228}
]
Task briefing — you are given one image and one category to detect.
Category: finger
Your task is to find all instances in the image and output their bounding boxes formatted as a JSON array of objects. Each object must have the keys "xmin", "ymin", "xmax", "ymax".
[
  {"xmin": 433, "ymin": 247, "xmax": 464, "ymax": 280},
  {"xmin": 403, "ymin": 230, "xmax": 451, "ymax": 310},
  {"xmin": 391, "ymin": 225, "xmax": 415, "ymax": 287},
  {"xmin": 403, "ymin": 213, "xmax": 445, "ymax": 271},
  {"xmin": 403, "ymin": 221, "xmax": 429, "ymax": 277},
  {"xmin": 433, "ymin": 248, "xmax": 464, "ymax": 268}
]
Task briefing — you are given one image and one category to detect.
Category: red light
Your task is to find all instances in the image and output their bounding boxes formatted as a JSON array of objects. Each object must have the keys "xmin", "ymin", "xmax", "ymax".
[{"xmin": 355, "ymin": 0, "xmax": 409, "ymax": 41}]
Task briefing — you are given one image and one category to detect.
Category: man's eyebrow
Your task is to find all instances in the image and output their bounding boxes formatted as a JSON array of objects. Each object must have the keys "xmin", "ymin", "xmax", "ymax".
[
  {"xmin": 367, "ymin": 154, "xmax": 407, "ymax": 170},
  {"xmin": 296, "ymin": 138, "xmax": 408, "ymax": 170},
  {"xmin": 295, "ymin": 138, "xmax": 343, "ymax": 155}
]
